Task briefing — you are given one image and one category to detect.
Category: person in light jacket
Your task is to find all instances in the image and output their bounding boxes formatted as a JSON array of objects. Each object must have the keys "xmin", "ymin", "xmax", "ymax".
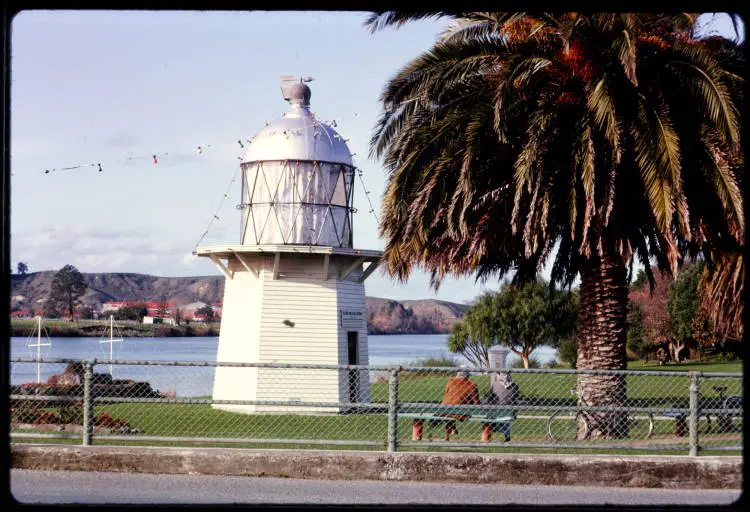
[{"xmin": 481, "ymin": 371, "xmax": 520, "ymax": 442}]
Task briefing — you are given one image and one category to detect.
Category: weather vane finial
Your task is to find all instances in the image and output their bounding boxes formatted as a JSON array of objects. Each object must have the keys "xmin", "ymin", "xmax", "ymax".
[{"xmin": 280, "ymin": 76, "xmax": 315, "ymax": 102}]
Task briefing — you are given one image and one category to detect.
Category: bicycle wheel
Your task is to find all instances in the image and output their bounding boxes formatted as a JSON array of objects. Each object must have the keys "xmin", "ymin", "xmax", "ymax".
[
  {"xmin": 547, "ymin": 411, "xmax": 589, "ymax": 442},
  {"xmin": 626, "ymin": 412, "xmax": 654, "ymax": 439},
  {"xmin": 723, "ymin": 396, "xmax": 743, "ymax": 432}
]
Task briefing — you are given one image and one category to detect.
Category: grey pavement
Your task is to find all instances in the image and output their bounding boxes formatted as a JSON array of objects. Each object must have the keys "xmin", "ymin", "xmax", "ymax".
[{"xmin": 10, "ymin": 469, "xmax": 743, "ymax": 505}]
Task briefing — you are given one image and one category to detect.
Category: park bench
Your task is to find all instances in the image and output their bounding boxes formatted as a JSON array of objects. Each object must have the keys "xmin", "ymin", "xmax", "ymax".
[
  {"xmin": 399, "ymin": 403, "xmax": 517, "ymax": 442},
  {"xmin": 661, "ymin": 385, "xmax": 741, "ymax": 436}
]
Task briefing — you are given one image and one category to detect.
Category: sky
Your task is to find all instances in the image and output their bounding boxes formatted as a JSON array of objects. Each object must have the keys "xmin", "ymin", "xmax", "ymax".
[{"xmin": 9, "ymin": 11, "xmax": 744, "ymax": 304}]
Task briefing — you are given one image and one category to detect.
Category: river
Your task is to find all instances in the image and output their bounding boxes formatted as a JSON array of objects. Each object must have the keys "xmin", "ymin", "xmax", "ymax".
[{"xmin": 10, "ymin": 335, "xmax": 558, "ymax": 396}]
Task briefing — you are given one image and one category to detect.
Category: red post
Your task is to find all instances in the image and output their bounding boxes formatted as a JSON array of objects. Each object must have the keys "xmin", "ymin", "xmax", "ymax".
[
  {"xmin": 412, "ymin": 420, "xmax": 424, "ymax": 441},
  {"xmin": 481, "ymin": 423, "xmax": 492, "ymax": 442}
]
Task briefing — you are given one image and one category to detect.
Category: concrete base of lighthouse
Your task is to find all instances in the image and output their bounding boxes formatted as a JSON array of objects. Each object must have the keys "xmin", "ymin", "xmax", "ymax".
[{"xmin": 196, "ymin": 245, "xmax": 381, "ymax": 414}]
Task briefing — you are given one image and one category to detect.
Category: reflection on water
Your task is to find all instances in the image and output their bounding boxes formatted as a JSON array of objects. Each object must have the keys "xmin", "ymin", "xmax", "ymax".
[{"xmin": 10, "ymin": 335, "xmax": 558, "ymax": 396}]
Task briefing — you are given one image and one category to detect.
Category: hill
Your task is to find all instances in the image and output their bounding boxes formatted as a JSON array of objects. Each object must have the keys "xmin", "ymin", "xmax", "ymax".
[{"xmin": 10, "ymin": 272, "xmax": 467, "ymax": 335}]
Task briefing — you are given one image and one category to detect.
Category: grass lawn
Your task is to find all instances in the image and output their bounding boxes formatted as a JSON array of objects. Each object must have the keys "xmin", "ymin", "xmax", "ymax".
[
  {"xmin": 627, "ymin": 359, "xmax": 743, "ymax": 373},
  {"xmin": 369, "ymin": 359, "xmax": 742, "ymax": 406}
]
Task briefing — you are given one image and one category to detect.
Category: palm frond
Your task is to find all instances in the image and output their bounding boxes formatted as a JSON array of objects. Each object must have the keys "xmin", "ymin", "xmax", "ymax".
[
  {"xmin": 363, "ymin": 11, "xmax": 457, "ymax": 33},
  {"xmin": 586, "ymin": 77, "xmax": 622, "ymax": 164},
  {"xmin": 613, "ymin": 29, "xmax": 638, "ymax": 86},
  {"xmin": 666, "ymin": 44, "xmax": 741, "ymax": 149}
]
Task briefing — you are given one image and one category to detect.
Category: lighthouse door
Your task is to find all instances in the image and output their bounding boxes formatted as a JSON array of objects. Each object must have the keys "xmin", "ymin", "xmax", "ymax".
[{"xmin": 347, "ymin": 331, "xmax": 358, "ymax": 403}]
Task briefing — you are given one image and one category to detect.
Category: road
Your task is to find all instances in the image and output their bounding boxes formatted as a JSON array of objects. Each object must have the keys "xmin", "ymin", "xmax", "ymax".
[{"xmin": 10, "ymin": 470, "xmax": 741, "ymax": 505}]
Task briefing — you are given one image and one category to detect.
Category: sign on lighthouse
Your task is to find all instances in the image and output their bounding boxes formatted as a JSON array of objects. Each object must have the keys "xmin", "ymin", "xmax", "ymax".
[{"xmin": 195, "ymin": 79, "xmax": 382, "ymax": 413}]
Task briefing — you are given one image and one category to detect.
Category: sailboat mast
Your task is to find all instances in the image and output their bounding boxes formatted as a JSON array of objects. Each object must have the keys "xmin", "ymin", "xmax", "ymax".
[
  {"xmin": 37, "ymin": 316, "xmax": 41, "ymax": 383},
  {"xmin": 109, "ymin": 315, "xmax": 114, "ymax": 376}
]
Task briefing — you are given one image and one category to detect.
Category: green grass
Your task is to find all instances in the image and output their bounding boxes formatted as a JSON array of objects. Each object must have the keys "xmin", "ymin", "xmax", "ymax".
[
  {"xmin": 12, "ymin": 399, "xmax": 740, "ymax": 453},
  {"xmin": 627, "ymin": 359, "xmax": 743, "ymax": 373},
  {"xmin": 370, "ymin": 360, "xmax": 743, "ymax": 406}
]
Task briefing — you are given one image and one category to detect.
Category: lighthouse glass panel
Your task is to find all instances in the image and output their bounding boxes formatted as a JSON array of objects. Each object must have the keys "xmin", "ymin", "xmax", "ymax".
[{"xmin": 240, "ymin": 160, "xmax": 354, "ymax": 247}]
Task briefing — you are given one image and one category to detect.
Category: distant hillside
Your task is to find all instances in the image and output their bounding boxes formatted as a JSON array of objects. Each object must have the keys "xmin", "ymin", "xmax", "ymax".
[{"xmin": 10, "ymin": 272, "xmax": 467, "ymax": 335}]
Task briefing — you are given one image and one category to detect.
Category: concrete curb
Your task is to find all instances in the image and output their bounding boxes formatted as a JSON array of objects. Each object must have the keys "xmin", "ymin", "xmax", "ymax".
[{"xmin": 11, "ymin": 445, "xmax": 742, "ymax": 489}]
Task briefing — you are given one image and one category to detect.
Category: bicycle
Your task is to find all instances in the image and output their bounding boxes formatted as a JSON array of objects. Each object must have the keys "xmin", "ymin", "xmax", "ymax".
[
  {"xmin": 702, "ymin": 385, "xmax": 743, "ymax": 434},
  {"xmin": 547, "ymin": 387, "xmax": 654, "ymax": 441}
]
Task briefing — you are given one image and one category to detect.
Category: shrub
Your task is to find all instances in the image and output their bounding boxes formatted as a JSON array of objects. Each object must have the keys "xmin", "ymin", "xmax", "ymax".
[
  {"xmin": 32, "ymin": 411, "xmax": 61, "ymax": 424},
  {"xmin": 11, "ymin": 407, "xmax": 41, "ymax": 424},
  {"xmin": 511, "ymin": 355, "xmax": 541, "ymax": 369},
  {"xmin": 93, "ymin": 412, "xmax": 130, "ymax": 430},
  {"xmin": 409, "ymin": 354, "xmax": 459, "ymax": 367},
  {"xmin": 543, "ymin": 359, "xmax": 570, "ymax": 369},
  {"xmin": 714, "ymin": 352, "xmax": 740, "ymax": 362}
]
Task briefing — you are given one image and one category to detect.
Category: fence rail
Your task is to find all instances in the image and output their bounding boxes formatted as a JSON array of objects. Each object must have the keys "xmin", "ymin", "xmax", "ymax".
[{"xmin": 9, "ymin": 358, "xmax": 742, "ymax": 455}]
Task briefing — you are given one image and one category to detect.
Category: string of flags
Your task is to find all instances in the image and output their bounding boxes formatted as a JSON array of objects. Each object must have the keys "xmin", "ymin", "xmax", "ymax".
[
  {"xmin": 27, "ymin": 105, "xmax": 379, "ymax": 245},
  {"xmin": 34, "ymin": 109, "xmax": 357, "ymax": 177},
  {"xmin": 356, "ymin": 166, "xmax": 380, "ymax": 224}
]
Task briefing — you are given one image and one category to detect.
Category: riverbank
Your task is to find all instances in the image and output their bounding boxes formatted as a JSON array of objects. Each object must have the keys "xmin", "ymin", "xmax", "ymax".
[
  {"xmin": 10, "ymin": 319, "xmax": 455, "ymax": 338},
  {"xmin": 10, "ymin": 319, "xmax": 219, "ymax": 338}
]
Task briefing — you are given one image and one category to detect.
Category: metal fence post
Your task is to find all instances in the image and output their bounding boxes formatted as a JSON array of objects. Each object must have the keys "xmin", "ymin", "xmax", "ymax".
[
  {"xmin": 688, "ymin": 371, "xmax": 701, "ymax": 456},
  {"xmin": 387, "ymin": 369, "xmax": 400, "ymax": 452},
  {"xmin": 82, "ymin": 359, "xmax": 95, "ymax": 446}
]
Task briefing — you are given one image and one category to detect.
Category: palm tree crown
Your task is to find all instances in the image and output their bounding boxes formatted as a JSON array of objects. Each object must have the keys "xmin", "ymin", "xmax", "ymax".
[{"xmin": 368, "ymin": 12, "xmax": 742, "ymax": 289}]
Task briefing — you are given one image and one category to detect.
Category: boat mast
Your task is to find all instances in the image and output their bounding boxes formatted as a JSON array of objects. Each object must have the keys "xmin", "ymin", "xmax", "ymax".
[
  {"xmin": 28, "ymin": 316, "xmax": 50, "ymax": 384},
  {"xmin": 37, "ymin": 316, "xmax": 41, "ymax": 383},
  {"xmin": 100, "ymin": 314, "xmax": 123, "ymax": 377}
]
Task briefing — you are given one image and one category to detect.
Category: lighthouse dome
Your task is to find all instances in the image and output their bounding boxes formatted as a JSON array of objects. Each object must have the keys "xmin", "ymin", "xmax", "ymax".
[{"xmin": 243, "ymin": 83, "xmax": 353, "ymax": 166}]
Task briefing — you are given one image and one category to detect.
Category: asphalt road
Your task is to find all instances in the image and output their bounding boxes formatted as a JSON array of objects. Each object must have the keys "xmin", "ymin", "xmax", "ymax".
[{"xmin": 10, "ymin": 470, "xmax": 741, "ymax": 505}]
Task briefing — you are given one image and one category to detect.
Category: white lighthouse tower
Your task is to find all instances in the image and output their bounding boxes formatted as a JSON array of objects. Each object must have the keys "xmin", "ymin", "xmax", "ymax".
[{"xmin": 195, "ymin": 80, "xmax": 382, "ymax": 413}]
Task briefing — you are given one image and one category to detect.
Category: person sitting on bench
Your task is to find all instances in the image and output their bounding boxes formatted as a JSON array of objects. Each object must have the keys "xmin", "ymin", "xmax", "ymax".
[
  {"xmin": 481, "ymin": 371, "xmax": 520, "ymax": 442},
  {"xmin": 434, "ymin": 367, "xmax": 480, "ymax": 441}
]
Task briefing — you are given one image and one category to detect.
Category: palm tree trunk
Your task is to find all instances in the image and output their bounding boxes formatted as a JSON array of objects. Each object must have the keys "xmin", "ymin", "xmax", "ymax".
[{"xmin": 576, "ymin": 245, "xmax": 629, "ymax": 439}]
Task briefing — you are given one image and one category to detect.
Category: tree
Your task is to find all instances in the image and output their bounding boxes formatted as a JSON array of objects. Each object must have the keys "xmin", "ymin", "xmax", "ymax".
[
  {"xmin": 114, "ymin": 302, "xmax": 148, "ymax": 323},
  {"xmin": 448, "ymin": 281, "xmax": 578, "ymax": 368},
  {"xmin": 629, "ymin": 267, "xmax": 677, "ymax": 361},
  {"xmin": 366, "ymin": 13, "xmax": 743, "ymax": 438},
  {"xmin": 156, "ymin": 296, "xmax": 170, "ymax": 318},
  {"xmin": 625, "ymin": 302, "xmax": 649, "ymax": 361},
  {"xmin": 447, "ymin": 298, "xmax": 494, "ymax": 368},
  {"xmin": 79, "ymin": 306, "xmax": 95, "ymax": 320},
  {"xmin": 17, "ymin": 262, "xmax": 28, "ymax": 275},
  {"xmin": 666, "ymin": 262, "xmax": 703, "ymax": 361},
  {"xmin": 47, "ymin": 265, "xmax": 87, "ymax": 321},
  {"xmin": 195, "ymin": 305, "xmax": 214, "ymax": 322},
  {"xmin": 698, "ymin": 251, "xmax": 743, "ymax": 343}
]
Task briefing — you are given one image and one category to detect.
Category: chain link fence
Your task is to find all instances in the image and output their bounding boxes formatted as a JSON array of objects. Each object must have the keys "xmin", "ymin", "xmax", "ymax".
[{"xmin": 9, "ymin": 358, "xmax": 742, "ymax": 454}]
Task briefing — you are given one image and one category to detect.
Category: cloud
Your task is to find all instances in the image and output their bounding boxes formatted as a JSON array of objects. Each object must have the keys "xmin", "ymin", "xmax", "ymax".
[{"xmin": 10, "ymin": 223, "xmax": 205, "ymax": 275}]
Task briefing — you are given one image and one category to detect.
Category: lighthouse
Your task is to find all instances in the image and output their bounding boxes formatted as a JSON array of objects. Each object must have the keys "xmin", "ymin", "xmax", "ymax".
[{"xmin": 195, "ymin": 80, "xmax": 382, "ymax": 413}]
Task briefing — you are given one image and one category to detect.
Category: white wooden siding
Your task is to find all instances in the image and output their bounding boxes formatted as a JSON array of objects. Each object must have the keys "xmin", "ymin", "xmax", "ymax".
[
  {"xmin": 213, "ymin": 251, "xmax": 372, "ymax": 413},
  {"xmin": 212, "ymin": 264, "xmax": 264, "ymax": 413}
]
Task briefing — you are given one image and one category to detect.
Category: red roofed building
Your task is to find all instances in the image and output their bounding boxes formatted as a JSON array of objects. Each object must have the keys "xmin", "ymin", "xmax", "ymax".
[{"xmin": 102, "ymin": 300, "xmax": 178, "ymax": 318}]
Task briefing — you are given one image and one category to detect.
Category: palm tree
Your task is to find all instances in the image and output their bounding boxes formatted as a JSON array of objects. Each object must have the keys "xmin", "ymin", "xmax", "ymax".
[
  {"xmin": 699, "ymin": 251, "xmax": 743, "ymax": 343},
  {"xmin": 366, "ymin": 13, "xmax": 743, "ymax": 438}
]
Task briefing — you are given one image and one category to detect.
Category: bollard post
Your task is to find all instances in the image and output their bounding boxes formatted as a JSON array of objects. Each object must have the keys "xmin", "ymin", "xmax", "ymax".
[
  {"xmin": 688, "ymin": 372, "xmax": 701, "ymax": 456},
  {"xmin": 387, "ymin": 369, "xmax": 400, "ymax": 452},
  {"xmin": 82, "ymin": 359, "xmax": 95, "ymax": 446}
]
